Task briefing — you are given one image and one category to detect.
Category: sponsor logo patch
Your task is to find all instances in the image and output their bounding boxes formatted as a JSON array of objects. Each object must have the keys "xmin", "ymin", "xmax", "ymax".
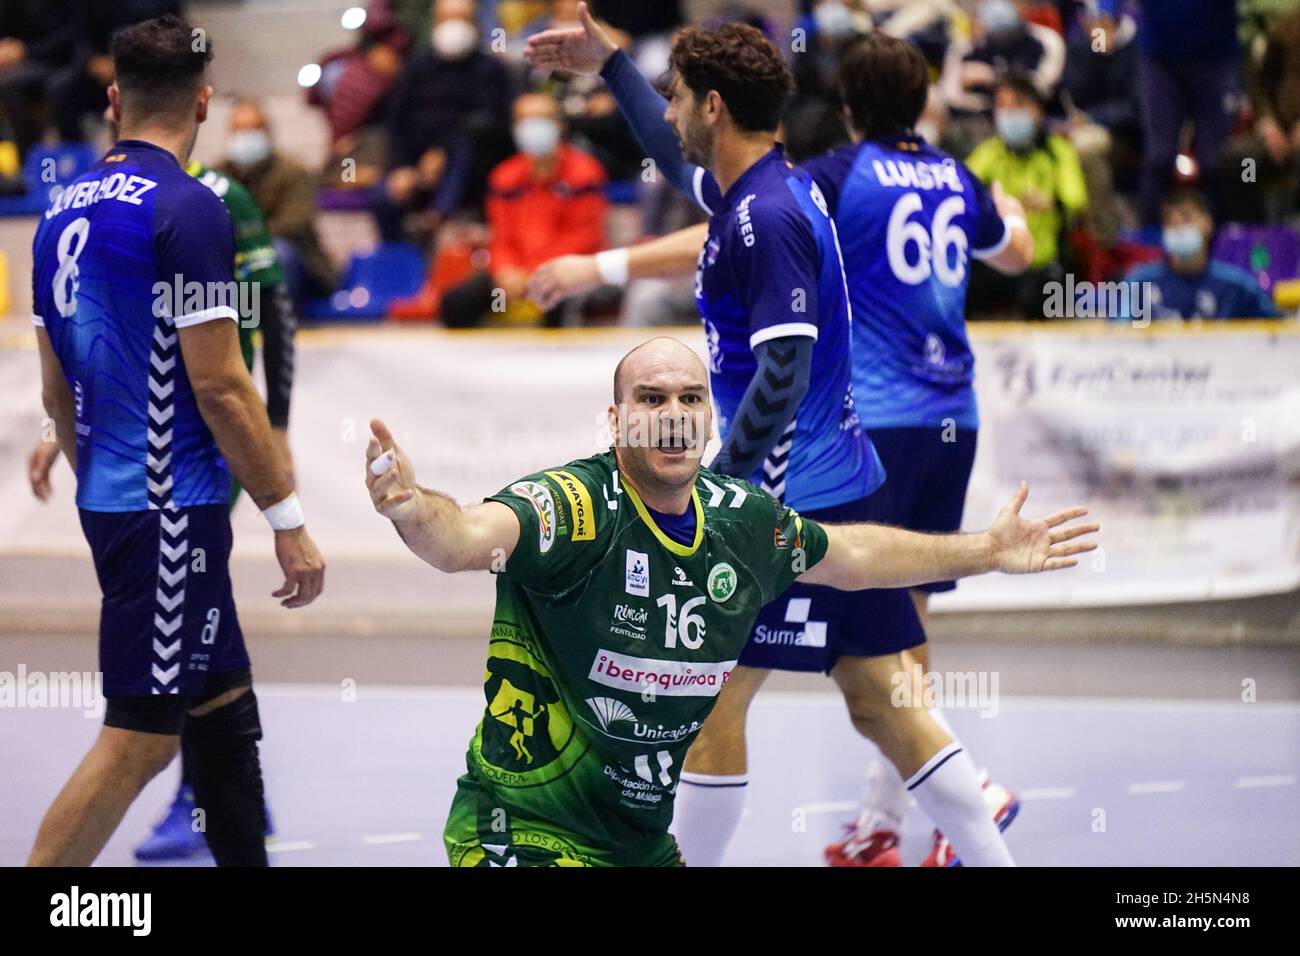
[
  {"xmin": 511, "ymin": 480, "xmax": 557, "ymax": 554},
  {"xmin": 625, "ymin": 549, "xmax": 649, "ymax": 597},
  {"xmin": 545, "ymin": 469, "xmax": 595, "ymax": 541},
  {"xmin": 589, "ymin": 650, "xmax": 736, "ymax": 697}
]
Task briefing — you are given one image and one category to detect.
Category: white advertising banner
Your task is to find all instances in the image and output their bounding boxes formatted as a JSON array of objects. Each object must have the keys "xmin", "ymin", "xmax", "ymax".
[{"xmin": 2, "ymin": 324, "xmax": 1297, "ymax": 610}]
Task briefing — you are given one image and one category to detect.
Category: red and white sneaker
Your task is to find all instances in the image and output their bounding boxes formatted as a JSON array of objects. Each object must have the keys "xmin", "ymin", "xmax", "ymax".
[
  {"xmin": 824, "ymin": 825, "xmax": 902, "ymax": 867},
  {"xmin": 921, "ymin": 773, "xmax": 1020, "ymax": 867}
]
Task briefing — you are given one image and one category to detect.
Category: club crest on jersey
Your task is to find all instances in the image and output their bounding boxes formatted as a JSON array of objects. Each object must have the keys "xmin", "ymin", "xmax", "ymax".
[
  {"xmin": 625, "ymin": 550, "xmax": 650, "ymax": 597},
  {"xmin": 511, "ymin": 481, "xmax": 556, "ymax": 554},
  {"xmin": 708, "ymin": 563, "xmax": 737, "ymax": 603}
]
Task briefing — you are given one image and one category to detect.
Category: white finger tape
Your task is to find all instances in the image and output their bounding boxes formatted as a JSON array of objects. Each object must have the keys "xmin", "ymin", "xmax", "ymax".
[{"xmin": 370, "ymin": 451, "xmax": 395, "ymax": 476}]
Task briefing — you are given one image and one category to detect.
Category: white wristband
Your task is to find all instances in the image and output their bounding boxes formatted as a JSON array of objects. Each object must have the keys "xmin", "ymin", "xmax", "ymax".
[
  {"xmin": 594, "ymin": 248, "xmax": 630, "ymax": 287},
  {"xmin": 1003, "ymin": 215, "xmax": 1027, "ymax": 234},
  {"xmin": 263, "ymin": 493, "xmax": 305, "ymax": 531}
]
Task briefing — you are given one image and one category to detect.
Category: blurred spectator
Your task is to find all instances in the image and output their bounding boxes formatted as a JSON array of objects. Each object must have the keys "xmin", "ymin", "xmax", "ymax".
[
  {"xmin": 0, "ymin": 0, "xmax": 78, "ymax": 160},
  {"xmin": 966, "ymin": 73, "xmax": 1088, "ymax": 317},
  {"xmin": 516, "ymin": 1, "xmax": 643, "ymax": 181},
  {"xmin": 373, "ymin": 0, "xmax": 513, "ymax": 244},
  {"xmin": 784, "ymin": 1, "xmax": 871, "ymax": 161},
  {"xmin": 308, "ymin": 0, "xmax": 413, "ymax": 186},
  {"xmin": 218, "ymin": 101, "xmax": 339, "ymax": 309},
  {"xmin": 50, "ymin": 2, "xmax": 183, "ymax": 146},
  {"xmin": 1061, "ymin": 3, "xmax": 1141, "ymax": 191},
  {"xmin": 1117, "ymin": 190, "xmax": 1281, "ymax": 320},
  {"xmin": 1097, "ymin": 0, "xmax": 1243, "ymax": 225},
  {"xmin": 440, "ymin": 92, "xmax": 606, "ymax": 327},
  {"xmin": 1234, "ymin": 5, "xmax": 1300, "ymax": 222},
  {"xmin": 941, "ymin": 0, "xmax": 1065, "ymax": 154}
]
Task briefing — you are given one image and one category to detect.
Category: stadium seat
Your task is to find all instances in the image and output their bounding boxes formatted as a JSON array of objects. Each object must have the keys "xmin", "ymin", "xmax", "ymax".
[
  {"xmin": 0, "ymin": 144, "xmax": 99, "ymax": 217},
  {"xmin": 301, "ymin": 241, "xmax": 425, "ymax": 321},
  {"xmin": 1211, "ymin": 224, "xmax": 1300, "ymax": 294}
]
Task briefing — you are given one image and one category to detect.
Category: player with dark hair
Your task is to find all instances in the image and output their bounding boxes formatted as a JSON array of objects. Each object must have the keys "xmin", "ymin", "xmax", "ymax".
[
  {"xmin": 525, "ymin": 7, "xmax": 1030, "ymax": 867},
  {"xmin": 27, "ymin": 14, "xmax": 323, "ymax": 866},
  {"xmin": 365, "ymin": 335, "xmax": 1097, "ymax": 867}
]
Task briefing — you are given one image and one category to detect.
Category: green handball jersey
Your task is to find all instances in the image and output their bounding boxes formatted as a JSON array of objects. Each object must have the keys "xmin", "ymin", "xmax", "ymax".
[
  {"xmin": 444, "ymin": 450, "xmax": 829, "ymax": 866},
  {"xmin": 186, "ymin": 162, "xmax": 284, "ymax": 508},
  {"xmin": 185, "ymin": 161, "xmax": 283, "ymax": 371}
]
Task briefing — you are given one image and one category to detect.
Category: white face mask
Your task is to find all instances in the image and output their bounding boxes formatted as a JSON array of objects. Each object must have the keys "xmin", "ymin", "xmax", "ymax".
[
  {"xmin": 514, "ymin": 117, "xmax": 561, "ymax": 157},
  {"xmin": 227, "ymin": 129, "xmax": 271, "ymax": 167},
  {"xmin": 432, "ymin": 19, "xmax": 477, "ymax": 60},
  {"xmin": 813, "ymin": 1, "xmax": 857, "ymax": 39}
]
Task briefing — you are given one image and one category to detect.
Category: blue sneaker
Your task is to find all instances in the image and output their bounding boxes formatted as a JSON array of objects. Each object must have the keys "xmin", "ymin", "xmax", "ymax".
[{"xmin": 134, "ymin": 785, "xmax": 209, "ymax": 861}]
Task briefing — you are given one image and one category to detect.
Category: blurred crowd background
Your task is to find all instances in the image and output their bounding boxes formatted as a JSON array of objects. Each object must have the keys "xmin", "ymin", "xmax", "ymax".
[{"xmin": 2, "ymin": 0, "xmax": 1299, "ymax": 325}]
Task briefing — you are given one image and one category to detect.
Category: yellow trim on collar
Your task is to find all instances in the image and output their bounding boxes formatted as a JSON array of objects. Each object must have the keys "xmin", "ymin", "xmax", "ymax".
[{"xmin": 621, "ymin": 479, "xmax": 704, "ymax": 557}]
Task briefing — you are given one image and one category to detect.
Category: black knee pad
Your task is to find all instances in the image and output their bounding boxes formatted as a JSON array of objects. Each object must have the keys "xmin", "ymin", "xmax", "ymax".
[{"xmin": 184, "ymin": 688, "xmax": 268, "ymax": 867}]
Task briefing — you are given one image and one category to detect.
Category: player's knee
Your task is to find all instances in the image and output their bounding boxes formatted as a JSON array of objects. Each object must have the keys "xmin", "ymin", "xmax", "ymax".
[
  {"xmin": 186, "ymin": 687, "xmax": 264, "ymax": 770},
  {"xmin": 101, "ymin": 727, "xmax": 180, "ymax": 784}
]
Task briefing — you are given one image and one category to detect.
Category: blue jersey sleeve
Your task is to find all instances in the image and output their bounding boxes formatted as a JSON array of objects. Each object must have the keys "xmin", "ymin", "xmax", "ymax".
[
  {"xmin": 153, "ymin": 182, "xmax": 238, "ymax": 327},
  {"xmin": 967, "ymin": 171, "xmax": 1010, "ymax": 258},
  {"xmin": 737, "ymin": 199, "xmax": 821, "ymax": 348}
]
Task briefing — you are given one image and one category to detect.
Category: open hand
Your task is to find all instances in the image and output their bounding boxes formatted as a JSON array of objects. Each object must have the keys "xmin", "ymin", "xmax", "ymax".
[{"xmin": 988, "ymin": 482, "xmax": 1099, "ymax": 574}]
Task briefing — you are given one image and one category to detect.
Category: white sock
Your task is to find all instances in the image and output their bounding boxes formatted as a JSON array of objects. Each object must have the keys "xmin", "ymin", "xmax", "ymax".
[
  {"xmin": 854, "ymin": 749, "xmax": 907, "ymax": 836},
  {"xmin": 670, "ymin": 771, "xmax": 747, "ymax": 867},
  {"xmin": 905, "ymin": 743, "xmax": 1015, "ymax": 866}
]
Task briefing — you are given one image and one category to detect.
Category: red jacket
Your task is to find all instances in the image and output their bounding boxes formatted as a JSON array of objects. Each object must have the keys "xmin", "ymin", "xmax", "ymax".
[{"xmin": 486, "ymin": 144, "xmax": 608, "ymax": 275}]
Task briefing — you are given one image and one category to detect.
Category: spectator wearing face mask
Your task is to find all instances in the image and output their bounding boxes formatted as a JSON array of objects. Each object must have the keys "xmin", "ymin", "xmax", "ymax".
[
  {"xmin": 373, "ymin": 0, "xmax": 513, "ymax": 244},
  {"xmin": 219, "ymin": 101, "xmax": 339, "ymax": 309},
  {"xmin": 939, "ymin": 0, "xmax": 1064, "ymax": 155},
  {"xmin": 439, "ymin": 92, "xmax": 606, "ymax": 328},
  {"xmin": 965, "ymin": 73, "xmax": 1087, "ymax": 318},
  {"xmin": 1116, "ymin": 190, "xmax": 1281, "ymax": 322}
]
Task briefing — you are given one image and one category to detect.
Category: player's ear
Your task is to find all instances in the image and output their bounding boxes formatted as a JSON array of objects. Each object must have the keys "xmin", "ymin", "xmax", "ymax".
[
  {"xmin": 607, "ymin": 402, "xmax": 621, "ymax": 445},
  {"xmin": 107, "ymin": 84, "xmax": 122, "ymax": 125},
  {"xmin": 195, "ymin": 84, "xmax": 214, "ymax": 124}
]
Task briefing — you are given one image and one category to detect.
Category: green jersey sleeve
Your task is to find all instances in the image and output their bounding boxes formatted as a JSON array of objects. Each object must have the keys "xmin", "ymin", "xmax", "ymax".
[
  {"xmin": 486, "ymin": 459, "xmax": 608, "ymax": 596},
  {"xmin": 759, "ymin": 501, "xmax": 829, "ymax": 604}
]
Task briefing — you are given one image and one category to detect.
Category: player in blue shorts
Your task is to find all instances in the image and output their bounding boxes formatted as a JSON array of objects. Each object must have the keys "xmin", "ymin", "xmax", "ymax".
[
  {"xmin": 527, "ymin": 5, "xmax": 1016, "ymax": 866},
  {"xmin": 26, "ymin": 15, "xmax": 324, "ymax": 866},
  {"xmin": 796, "ymin": 32, "xmax": 1035, "ymax": 866}
]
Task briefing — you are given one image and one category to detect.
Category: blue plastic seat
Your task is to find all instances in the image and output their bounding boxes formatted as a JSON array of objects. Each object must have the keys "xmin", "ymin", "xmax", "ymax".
[
  {"xmin": 0, "ymin": 143, "xmax": 99, "ymax": 217},
  {"xmin": 301, "ymin": 241, "xmax": 426, "ymax": 321}
]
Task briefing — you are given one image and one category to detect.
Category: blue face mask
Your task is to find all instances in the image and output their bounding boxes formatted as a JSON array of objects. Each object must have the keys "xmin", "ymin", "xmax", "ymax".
[
  {"xmin": 995, "ymin": 109, "xmax": 1036, "ymax": 148},
  {"xmin": 1163, "ymin": 224, "xmax": 1204, "ymax": 259}
]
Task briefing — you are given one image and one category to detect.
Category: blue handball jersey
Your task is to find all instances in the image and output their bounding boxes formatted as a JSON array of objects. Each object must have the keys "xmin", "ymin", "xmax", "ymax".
[
  {"xmin": 803, "ymin": 138, "xmax": 1009, "ymax": 430},
  {"xmin": 32, "ymin": 140, "xmax": 239, "ymax": 512},
  {"xmin": 691, "ymin": 147, "xmax": 881, "ymax": 512}
]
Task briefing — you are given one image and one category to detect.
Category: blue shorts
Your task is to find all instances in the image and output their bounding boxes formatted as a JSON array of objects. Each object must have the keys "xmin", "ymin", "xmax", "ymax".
[
  {"xmin": 80, "ymin": 504, "xmax": 250, "ymax": 699},
  {"xmin": 867, "ymin": 426, "xmax": 978, "ymax": 593},
  {"xmin": 738, "ymin": 490, "xmax": 925, "ymax": 673}
]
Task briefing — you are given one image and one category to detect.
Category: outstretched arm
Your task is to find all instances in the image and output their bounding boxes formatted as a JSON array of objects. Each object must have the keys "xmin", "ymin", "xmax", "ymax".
[
  {"xmin": 527, "ymin": 223, "xmax": 708, "ymax": 310},
  {"xmin": 799, "ymin": 482, "xmax": 1098, "ymax": 590},
  {"xmin": 525, "ymin": 2, "xmax": 704, "ymax": 202},
  {"xmin": 366, "ymin": 419, "xmax": 521, "ymax": 573}
]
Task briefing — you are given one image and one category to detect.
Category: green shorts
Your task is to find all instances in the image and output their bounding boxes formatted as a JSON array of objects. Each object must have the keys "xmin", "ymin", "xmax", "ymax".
[{"xmin": 443, "ymin": 772, "xmax": 684, "ymax": 867}]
